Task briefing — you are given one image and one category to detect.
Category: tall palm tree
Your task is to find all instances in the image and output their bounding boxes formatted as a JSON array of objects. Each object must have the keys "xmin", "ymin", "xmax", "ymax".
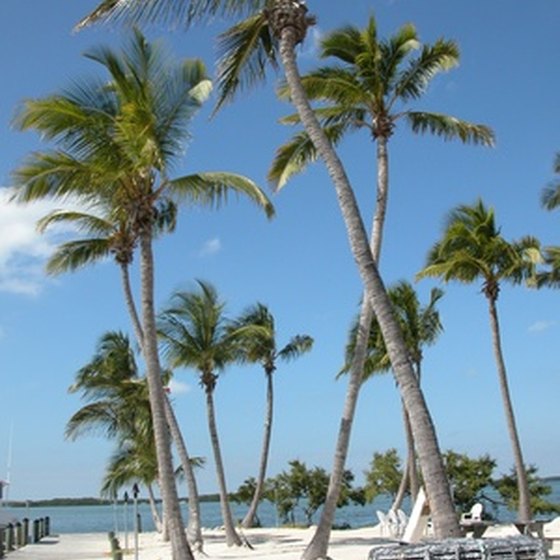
[
  {"xmin": 12, "ymin": 31, "xmax": 273, "ymax": 560},
  {"xmin": 266, "ymin": 15, "xmax": 491, "ymax": 548},
  {"xmin": 417, "ymin": 199, "xmax": 542, "ymax": 523},
  {"xmin": 76, "ymin": 2, "xmax": 465, "ymax": 553},
  {"xmin": 158, "ymin": 280, "xmax": 246, "ymax": 547},
  {"xmin": 231, "ymin": 302, "xmax": 313, "ymax": 528},
  {"xmin": 341, "ymin": 281, "xmax": 444, "ymax": 508},
  {"xmin": 38, "ymin": 204, "xmax": 205, "ymax": 551}
]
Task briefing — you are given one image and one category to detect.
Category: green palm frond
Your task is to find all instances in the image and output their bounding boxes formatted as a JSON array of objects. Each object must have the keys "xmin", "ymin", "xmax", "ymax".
[
  {"xmin": 536, "ymin": 246, "xmax": 560, "ymax": 288},
  {"xmin": 406, "ymin": 112, "xmax": 495, "ymax": 146},
  {"xmin": 393, "ymin": 39, "xmax": 459, "ymax": 103},
  {"xmin": 65, "ymin": 401, "xmax": 120, "ymax": 440},
  {"xmin": 215, "ymin": 13, "xmax": 276, "ymax": 112},
  {"xmin": 277, "ymin": 335, "xmax": 314, "ymax": 361},
  {"xmin": 12, "ymin": 151, "xmax": 113, "ymax": 203},
  {"xmin": 284, "ymin": 67, "xmax": 367, "ymax": 106},
  {"xmin": 320, "ymin": 24, "xmax": 365, "ymax": 65},
  {"xmin": 75, "ymin": 0, "xmax": 264, "ymax": 31},
  {"xmin": 37, "ymin": 210, "xmax": 114, "ymax": 236},
  {"xmin": 378, "ymin": 23, "xmax": 419, "ymax": 89},
  {"xmin": 268, "ymin": 123, "xmax": 349, "ymax": 190},
  {"xmin": 45, "ymin": 238, "xmax": 112, "ymax": 275},
  {"xmin": 169, "ymin": 172, "xmax": 274, "ymax": 218}
]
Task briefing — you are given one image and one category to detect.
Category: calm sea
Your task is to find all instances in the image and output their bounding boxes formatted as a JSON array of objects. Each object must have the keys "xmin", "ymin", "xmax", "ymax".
[{"xmin": 3, "ymin": 479, "xmax": 559, "ymax": 534}]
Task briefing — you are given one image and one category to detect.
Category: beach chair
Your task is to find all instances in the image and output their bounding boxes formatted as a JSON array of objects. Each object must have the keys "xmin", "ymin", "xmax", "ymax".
[
  {"xmin": 401, "ymin": 488, "xmax": 430, "ymax": 543},
  {"xmin": 376, "ymin": 511, "xmax": 390, "ymax": 537},
  {"xmin": 461, "ymin": 503, "xmax": 483, "ymax": 523}
]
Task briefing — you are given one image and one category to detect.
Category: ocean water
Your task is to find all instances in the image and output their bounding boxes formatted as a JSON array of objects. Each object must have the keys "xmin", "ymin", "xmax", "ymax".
[{"xmin": 3, "ymin": 479, "xmax": 559, "ymax": 534}]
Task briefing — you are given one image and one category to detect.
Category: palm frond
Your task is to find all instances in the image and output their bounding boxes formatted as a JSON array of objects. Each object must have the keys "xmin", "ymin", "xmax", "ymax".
[
  {"xmin": 169, "ymin": 172, "xmax": 274, "ymax": 218},
  {"xmin": 406, "ymin": 112, "xmax": 495, "ymax": 146},
  {"xmin": 45, "ymin": 239, "xmax": 112, "ymax": 275},
  {"xmin": 541, "ymin": 183, "xmax": 560, "ymax": 211},
  {"xmin": 75, "ymin": 0, "xmax": 265, "ymax": 31},
  {"xmin": 12, "ymin": 151, "xmax": 112, "ymax": 203},
  {"xmin": 37, "ymin": 210, "xmax": 114, "ymax": 236},
  {"xmin": 268, "ymin": 123, "xmax": 349, "ymax": 190},
  {"xmin": 215, "ymin": 13, "xmax": 276, "ymax": 113},
  {"xmin": 277, "ymin": 335, "xmax": 314, "ymax": 361},
  {"xmin": 320, "ymin": 24, "xmax": 364, "ymax": 64},
  {"xmin": 393, "ymin": 39, "xmax": 459, "ymax": 103}
]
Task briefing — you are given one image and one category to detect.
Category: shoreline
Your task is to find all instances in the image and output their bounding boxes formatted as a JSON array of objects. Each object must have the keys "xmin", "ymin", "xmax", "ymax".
[{"xmin": 4, "ymin": 521, "xmax": 560, "ymax": 560}]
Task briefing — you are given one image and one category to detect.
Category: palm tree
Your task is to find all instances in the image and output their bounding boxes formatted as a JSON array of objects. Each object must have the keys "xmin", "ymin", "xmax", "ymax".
[
  {"xmin": 417, "ymin": 199, "xmax": 542, "ymax": 523},
  {"xmin": 76, "ymin": 1, "xmax": 465, "ymax": 552},
  {"xmin": 101, "ymin": 440, "xmax": 164, "ymax": 532},
  {"xmin": 12, "ymin": 30, "xmax": 273, "ymax": 560},
  {"xmin": 231, "ymin": 302, "xmax": 313, "ymax": 528},
  {"xmin": 66, "ymin": 331, "xmax": 164, "ymax": 529},
  {"xmin": 268, "ymin": 17, "xmax": 492, "ymax": 536},
  {"xmin": 38, "ymin": 202, "xmax": 209, "ymax": 550},
  {"xmin": 341, "ymin": 281, "xmax": 444, "ymax": 508},
  {"xmin": 38, "ymin": 205, "xmax": 205, "ymax": 551},
  {"xmin": 158, "ymin": 280, "xmax": 246, "ymax": 547}
]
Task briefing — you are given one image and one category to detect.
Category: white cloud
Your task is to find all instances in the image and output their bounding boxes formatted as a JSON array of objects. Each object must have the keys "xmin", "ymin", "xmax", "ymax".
[
  {"xmin": 198, "ymin": 237, "xmax": 222, "ymax": 257},
  {"xmin": 299, "ymin": 27, "xmax": 322, "ymax": 59},
  {"xmin": 166, "ymin": 378, "xmax": 191, "ymax": 395},
  {"xmin": 0, "ymin": 187, "xmax": 83, "ymax": 296},
  {"xmin": 528, "ymin": 320, "xmax": 556, "ymax": 333}
]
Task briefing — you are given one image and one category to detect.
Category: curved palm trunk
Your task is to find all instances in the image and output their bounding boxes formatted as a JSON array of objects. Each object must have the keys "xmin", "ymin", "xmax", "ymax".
[
  {"xmin": 393, "ymin": 361, "xmax": 422, "ymax": 511},
  {"xmin": 304, "ymin": 137, "xmax": 388, "ymax": 551},
  {"xmin": 487, "ymin": 297, "xmax": 531, "ymax": 522},
  {"xmin": 204, "ymin": 386, "xmax": 243, "ymax": 546},
  {"xmin": 164, "ymin": 397, "xmax": 204, "ymax": 552},
  {"xmin": 120, "ymin": 261, "xmax": 204, "ymax": 550},
  {"xmin": 138, "ymin": 232, "xmax": 193, "ymax": 560},
  {"xmin": 120, "ymin": 263, "xmax": 144, "ymax": 347},
  {"xmin": 241, "ymin": 368, "xmax": 274, "ymax": 528},
  {"xmin": 392, "ymin": 403, "xmax": 416, "ymax": 511},
  {"xmin": 274, "ymin": 13, "xmax": 459, "ymax": 559}
]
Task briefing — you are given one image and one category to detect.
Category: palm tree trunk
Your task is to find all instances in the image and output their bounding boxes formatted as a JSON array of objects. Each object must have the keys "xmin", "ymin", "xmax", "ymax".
[
  {"xmin": 163, "ymin": 396, "xmax": 204, "ymax": 551},
  {"xmin": 121, "ymin": 259, "xmax": 203, "ymax": 549},
  {"xmin": 241, "ymin": 369, "xmax": 274, "ymax": 528},
  {"xmin": 275, "ymin": 16, "xmax": 459, "ymax": 559},
  {"xmin": 204, "ymin": 386, "xmax": 243, "ymax": 546},
  {"xmin": 392, "ymin": 402, "xmax": 417, "ymax": 511},
  {"xmin": 120, "ymin": 263, "xmax": 144, "ymax": 348},
  {"xmin": 138, "ymin": 231, "xmax": 193, "ymax": 560},
  {"xmin": 301, "ymin": 112, "xmax": 392, "ymax": 558},
  {"xmin": 487, "ymin": 297, "xmax": 531, "ymax": 522}
]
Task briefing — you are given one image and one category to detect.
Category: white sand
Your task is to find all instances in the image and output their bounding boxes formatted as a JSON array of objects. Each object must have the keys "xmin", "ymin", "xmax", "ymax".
[{"xmin": 6, "ymin": 520, "xmax": 560, "ymax": 560}]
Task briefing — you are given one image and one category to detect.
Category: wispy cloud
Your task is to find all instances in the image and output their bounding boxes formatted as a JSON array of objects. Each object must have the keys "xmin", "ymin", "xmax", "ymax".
[
  {"xmin": 299, "ymin": 26, "xmax": 322, "ymax": 59},
  {"xmin": 0, "ymin": 187, "xmax": 81, "ymax": 296},
  {"xmin": 528, "ymin": 320, "xmax": 556, "ymax": 333},
  {"xmin": 198, "ymin": 237, "xmax": 222, "ymax": 257},
  {"xmin": 166, "ymin": 378, "xmax": 191, "ymax": 395}
]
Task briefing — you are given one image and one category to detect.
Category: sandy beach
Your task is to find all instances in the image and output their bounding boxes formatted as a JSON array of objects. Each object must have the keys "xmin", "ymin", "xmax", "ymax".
[{"xmin": 5, "ymin": 520, "xmax": 560, "ymax": 560}]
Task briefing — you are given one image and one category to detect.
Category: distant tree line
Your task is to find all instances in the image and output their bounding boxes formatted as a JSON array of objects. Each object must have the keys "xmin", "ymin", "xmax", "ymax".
[{"xmin": 230, "ymin": 450, "xmax": 560, "ymax": 527}]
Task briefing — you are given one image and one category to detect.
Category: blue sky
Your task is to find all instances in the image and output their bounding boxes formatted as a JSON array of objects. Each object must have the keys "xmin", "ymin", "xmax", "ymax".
[{"xmin": 0, "ymin": 1, "xmax": 559, "ymax": 501}]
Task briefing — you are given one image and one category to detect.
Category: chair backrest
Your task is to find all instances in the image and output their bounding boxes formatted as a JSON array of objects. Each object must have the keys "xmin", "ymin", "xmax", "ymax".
[
  {"xmin": 402, "ymin": 488, "xmax": 429, "ymax": 543},
  {"xmin": 471, "ymin": 502, "xmax": 483, "ymax": 521}
]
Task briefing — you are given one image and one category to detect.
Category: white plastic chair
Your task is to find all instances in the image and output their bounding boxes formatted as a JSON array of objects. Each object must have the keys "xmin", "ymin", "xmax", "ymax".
[{"xmin": 461, "ymin": 502, "xmax": 484, "ymax": 523}]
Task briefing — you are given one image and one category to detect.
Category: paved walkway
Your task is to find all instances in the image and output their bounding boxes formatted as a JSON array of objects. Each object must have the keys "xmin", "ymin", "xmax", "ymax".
[{"xmin": 5, "ymin": 533, "xmax": 111, "ymax": 559}]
